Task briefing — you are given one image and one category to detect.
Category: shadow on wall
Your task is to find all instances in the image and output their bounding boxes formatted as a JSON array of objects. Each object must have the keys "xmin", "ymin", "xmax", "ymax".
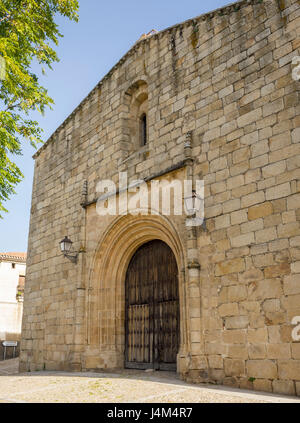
[{"xmin": 0, "ymin": 333, "xmax": 21, "ymax": 361}]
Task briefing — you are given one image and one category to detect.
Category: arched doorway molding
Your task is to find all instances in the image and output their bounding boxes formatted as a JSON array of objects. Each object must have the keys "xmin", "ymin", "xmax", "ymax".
[{"xmin": 86, "ymin": 213, "xmax": 188, "ymax": 371}]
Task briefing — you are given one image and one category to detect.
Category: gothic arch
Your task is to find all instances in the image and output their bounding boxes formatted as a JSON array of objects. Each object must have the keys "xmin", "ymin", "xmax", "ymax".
[{"xmin": 85, "ymin": 213, "xmax": 188, "ymax": 370}]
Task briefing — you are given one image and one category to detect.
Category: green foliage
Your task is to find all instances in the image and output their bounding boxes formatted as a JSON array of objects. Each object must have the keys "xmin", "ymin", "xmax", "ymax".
[{"xmin": 0, "ymin": 0, "xmax": 79, "ymax": 215}]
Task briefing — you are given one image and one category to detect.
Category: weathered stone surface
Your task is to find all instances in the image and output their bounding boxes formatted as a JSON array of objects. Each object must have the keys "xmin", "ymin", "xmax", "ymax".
[
  {"xmin": 266, "ymin": 344, "xmax": 291, "ymax": 359},
  {"xmin": 208, "ymin": 355, "xmax": 223, "ymax": 369},
  {"xmin": 227, "ymin": 344, "xmax": 248, "ymax": 359},
  {"xmin": 225, "ymin": 316, "xmax": 249, "ymax": 329},
  {"xmin": 20, "ymin": 0, "xmax": 300, "ymax": 399},
  {"xmin": 264, "ymin": 263, "xmax": 291, "ymax": 279},
  {"xmin": 247, "ymin": 360, "xmax": 278, "ymax": 379},
  {"xmin": 222, "ymin": 330, "xmax": 246, "ymax": 344},
  {"xmin": 272, "ymin": 380, "xmax": 296, "ymax": 396},
  {"xmin": 224, "ymin": 359, "xmax": 245, "ymax": 377},
  {"xmin": 283, "ymin": 275, "xmax": 300, "ymax": 295},
  {"xmin": 218, "ymin": 303, "xmax": 239, "ymax": 317},
  {"xmin": 248, "ymin": 279, "xmax": 282, "ymax": 301},
  {"xmin": 292, "ymin": 345, "xmax": 300, "ymax": 360},
  {"xmin": 231, "ymin": 233, "xmax": 255, "ymax": 248},
  {"xmin": 278, "ymin": 361, "xmax": 300, "ymax": 381},
  {"xmin": 253, "ymin": 379, "xmax": 273, "ymax": 393},
  {"xmin": 248, "ymin": 202, "xmax": 273, "ymax": 221},
  {"xmin": 248, "ymin": 328, "xmax": 268, "ymax": 344},
  {"xmin": 216, "ymin": 258, "xmax": 245, "ymax": 276},
  {"xmin": 239, "ymin": 268, "xmax": 264, "ymax": 284},
  {"xmin": 249, "ymin": 344, "xmax": 266, "ymax": 359}
]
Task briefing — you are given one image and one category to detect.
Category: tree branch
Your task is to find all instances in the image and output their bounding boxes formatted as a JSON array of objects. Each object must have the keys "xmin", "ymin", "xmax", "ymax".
[
  {"xmin": 0, "ymin": 14, "xmax": 12, "ymax": 24},
  {"xmin": 5, "ymin": 102, "xmax": 22, "ymax": 112}
]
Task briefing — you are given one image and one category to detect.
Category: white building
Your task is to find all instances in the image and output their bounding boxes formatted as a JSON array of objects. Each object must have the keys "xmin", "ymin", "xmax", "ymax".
[{"xmin": 0, "ymin": 253, "xmax": 26, "ymax": 342}]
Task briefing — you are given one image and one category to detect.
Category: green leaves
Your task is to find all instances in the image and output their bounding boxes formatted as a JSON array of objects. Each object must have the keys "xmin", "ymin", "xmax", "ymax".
[{"xmin": 0, "ymin": 0, "xmax": 79, "ymax": 216}]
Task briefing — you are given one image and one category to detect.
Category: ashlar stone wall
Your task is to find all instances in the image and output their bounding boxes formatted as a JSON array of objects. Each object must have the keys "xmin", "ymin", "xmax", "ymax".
[{"xmin": 21, "ymin": 0, "xmax": 300, "ymax": 396}]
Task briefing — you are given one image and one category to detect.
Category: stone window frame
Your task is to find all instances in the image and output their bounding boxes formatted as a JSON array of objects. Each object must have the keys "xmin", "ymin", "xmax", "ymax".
[{"xmin": 123, "ymin": 80, "xmax": 149, "ymax": 155}]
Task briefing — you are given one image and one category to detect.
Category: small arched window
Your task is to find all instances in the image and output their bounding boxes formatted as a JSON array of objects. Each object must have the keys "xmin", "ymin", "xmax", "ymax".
[
  {"xmin": 140, "ymin": 113, "xmax": 147, "ymax": 146},
  {"xmin": 124, "ymin": 80, "xmax": 148, "ymax": 153}
]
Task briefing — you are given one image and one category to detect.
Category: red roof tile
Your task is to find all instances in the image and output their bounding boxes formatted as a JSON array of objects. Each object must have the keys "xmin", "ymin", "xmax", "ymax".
[{"xmin": 0, "ymin": 252, "xmax": 27, "ymax": 261}]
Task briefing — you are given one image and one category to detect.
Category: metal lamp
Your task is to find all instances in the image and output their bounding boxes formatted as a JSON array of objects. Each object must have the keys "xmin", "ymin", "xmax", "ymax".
[
  {"xmin": 184, "ymin": 191, "xmax": 206, "ymax": 229},
  {"xmin": 60, "ymin": 236, "xmax": 73, "ymax": 254},
  {"xmin": 59, "ymin": 236, "xmax": 84, "ymax": 264},
  {"xmin": 184, "ymin": 190, "xmax": 202, "ymax": 217}
]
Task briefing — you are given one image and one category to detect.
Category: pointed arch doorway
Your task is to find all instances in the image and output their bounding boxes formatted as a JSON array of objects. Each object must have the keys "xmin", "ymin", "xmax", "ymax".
[{"xmin": 125, "ymin": 240, "xmax": 180, "ymax": 371}]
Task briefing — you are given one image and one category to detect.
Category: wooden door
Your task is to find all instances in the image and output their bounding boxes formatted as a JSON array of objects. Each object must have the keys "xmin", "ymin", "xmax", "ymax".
[{"xmin": 125, "ymin": 240, "xmax": 179, "ymax": 371}]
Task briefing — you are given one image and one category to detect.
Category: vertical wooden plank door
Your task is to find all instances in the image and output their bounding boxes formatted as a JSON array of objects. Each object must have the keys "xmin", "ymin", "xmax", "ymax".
[{"xmin": 125, "ymin": 240, "xmax": 179, "ymax": 371}]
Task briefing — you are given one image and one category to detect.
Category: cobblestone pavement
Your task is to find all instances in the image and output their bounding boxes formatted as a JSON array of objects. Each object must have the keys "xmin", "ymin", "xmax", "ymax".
[
  {"xmin": 0, "ymin": 359, "xmax": 299, "ymax": 403},
  {"xmin": 0, "ymin": 358, "xmax": 19, "ymax": 376}
]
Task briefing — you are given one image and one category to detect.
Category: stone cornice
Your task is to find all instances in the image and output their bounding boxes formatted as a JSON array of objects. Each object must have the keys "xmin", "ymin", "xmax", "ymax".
[{"xmin": 81, "ymin": 159, "xmax": 188, "ymax": 208}]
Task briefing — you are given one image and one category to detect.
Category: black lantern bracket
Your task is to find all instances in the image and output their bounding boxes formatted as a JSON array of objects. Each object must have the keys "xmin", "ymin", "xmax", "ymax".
[
  {"xmin": 184, "ymin": 190, "xmax": 207, "ymax": 230},
  {"xmin": 59, "ymin": 236, "xmax": 86, "ymax": 264}
]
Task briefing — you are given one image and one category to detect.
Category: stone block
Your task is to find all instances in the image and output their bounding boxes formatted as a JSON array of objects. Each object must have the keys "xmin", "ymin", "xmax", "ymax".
[
  {"xmin": 262, "ymin": 161, "xmax": 286, "ymax": 178},
  {"xmin": 227, "ymin": 285, "xmax": 248, "ymax": 302},
  {"xmin": 241, "ymin": 191, "xmax": 265, "ymax": 208},
  {"xmin": 237, "ymin": 109, "xmax": 262, "ymax": 128},
  {"xmin": 225, "ymin": 316, "xmax": 249, "ymax": 329},
  {"xmin": 253, "ymin": 379, "xmax": 273, "ymax": 392},
  {"xmin": 224, "ymin": 359, "xmax": 245, "ymax": 377},
  {"xmin": 292, "ymin": 345, "xmax": 300, "ymax": 360},
  {"xmin": 215, "ymin": 214, "xmax": 231, "ymax": 230},
  {"xmin": 223, "ymin": 330, "xmax": 246, "ymax": 344},
  {"xmin": 278, "ymin": 360, "xmax": 300, "ymax": 381},
  {"xmin": 266, "ymin": 183, "xmax": 291, "ymax": 200},
  {"xmin": 218, "ymin": 303, "xmax": 239, "ymax": 317},
  {"xmin": 278, "ymin": 222, "xmax": 300, "ymax": 238},
  {"xmin": 248, "ymin": 328, "xmax": 268, "ymax": 344},
  {"xmin": 208, "ymin": 355, "xmax": 223, "ymax": 369},
  {"xmin": 231, "ymin": 233, "xmax": 255, "ymax": 248},
  {"xmin": 249, "ymin": 344, "xmax": 266, "ymax": 359},
  {"xmin": 248, "ymin": 202, "xmax": 273, "ymax": 220},
  {"xmin": 240, "ymin": 131, "xmax": 259, "ymax": 145},
  {"xmin": 227, "ymin": 344, "xmax": 248, "ymax": 359},
  {"xmin": 216, "ymin": 258, "xmax": 245, "ymax": 276},
  {"xmin": 255, "ymin": 227, "xmax": 277, "ymax": 243},
  {"xmin": 231, "ymin": 209, "xmax": 248, "ymax": 225},
  {"xmin": 272, "ymin": 380, "xmax": 296, "ymax": 396},
  {"xmin": 266, "ymin": 344, "xmax": 291, "ymax": 359},
  {"xmin": 248, "ymin": 279, "xmax": 282, "ymax": 301},
  {"xmin": 264, "ymin": 263, "xmax": 290, "ymax": 278},
  {"xmin": 263, "ymin": 98, "xmax": 284, "ymax": 117},
  {"xmin": 247, "ymin": 360, "xmax": 278, "ymax": 379},
  {"xmin": 283, "ymin": 275, "xmax": 300, "ymax": 295},
  {"xmin": 287, "ymin": 194, "xmax": 300, "ymax": 210},
  {"xmin": 239, "ymin": 268, "xmax": 264, "ymax": 283}
]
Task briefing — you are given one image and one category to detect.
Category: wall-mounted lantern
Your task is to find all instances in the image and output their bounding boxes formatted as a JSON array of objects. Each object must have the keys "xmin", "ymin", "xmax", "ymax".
[
  {"xmin": 59, "ymin": 236, "xmax": 85, "ymax": 264},
  {"xmin": 184, "ymin": 190, "xmax": 202, "ymax": 217},
  {"xmin": 184, "ymin": 190, "xmax": 206, "ymax": 229}
]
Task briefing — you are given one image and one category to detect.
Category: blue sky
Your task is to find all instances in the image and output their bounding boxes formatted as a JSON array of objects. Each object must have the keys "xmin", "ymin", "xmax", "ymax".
[{"xmin": 0, "ymin": 0, "xmax": 233, "ymax": 252}]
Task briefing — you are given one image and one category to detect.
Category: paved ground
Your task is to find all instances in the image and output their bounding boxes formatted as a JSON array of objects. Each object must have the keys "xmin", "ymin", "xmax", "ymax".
[{"xmin": 0, "ymin": 358, "xmax": 299, "ymax": 403}]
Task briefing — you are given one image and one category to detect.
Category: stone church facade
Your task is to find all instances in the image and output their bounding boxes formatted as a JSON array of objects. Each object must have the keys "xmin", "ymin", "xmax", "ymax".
[{"xmin": 21, "ymin": 0, "xmax": 300, "ymax": 396}]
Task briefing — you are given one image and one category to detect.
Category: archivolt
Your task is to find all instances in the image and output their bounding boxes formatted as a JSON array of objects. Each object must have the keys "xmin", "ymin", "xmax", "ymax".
[{"xmin": 87, "ymin": 213, "xmax": 186, "ymax": 351}]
